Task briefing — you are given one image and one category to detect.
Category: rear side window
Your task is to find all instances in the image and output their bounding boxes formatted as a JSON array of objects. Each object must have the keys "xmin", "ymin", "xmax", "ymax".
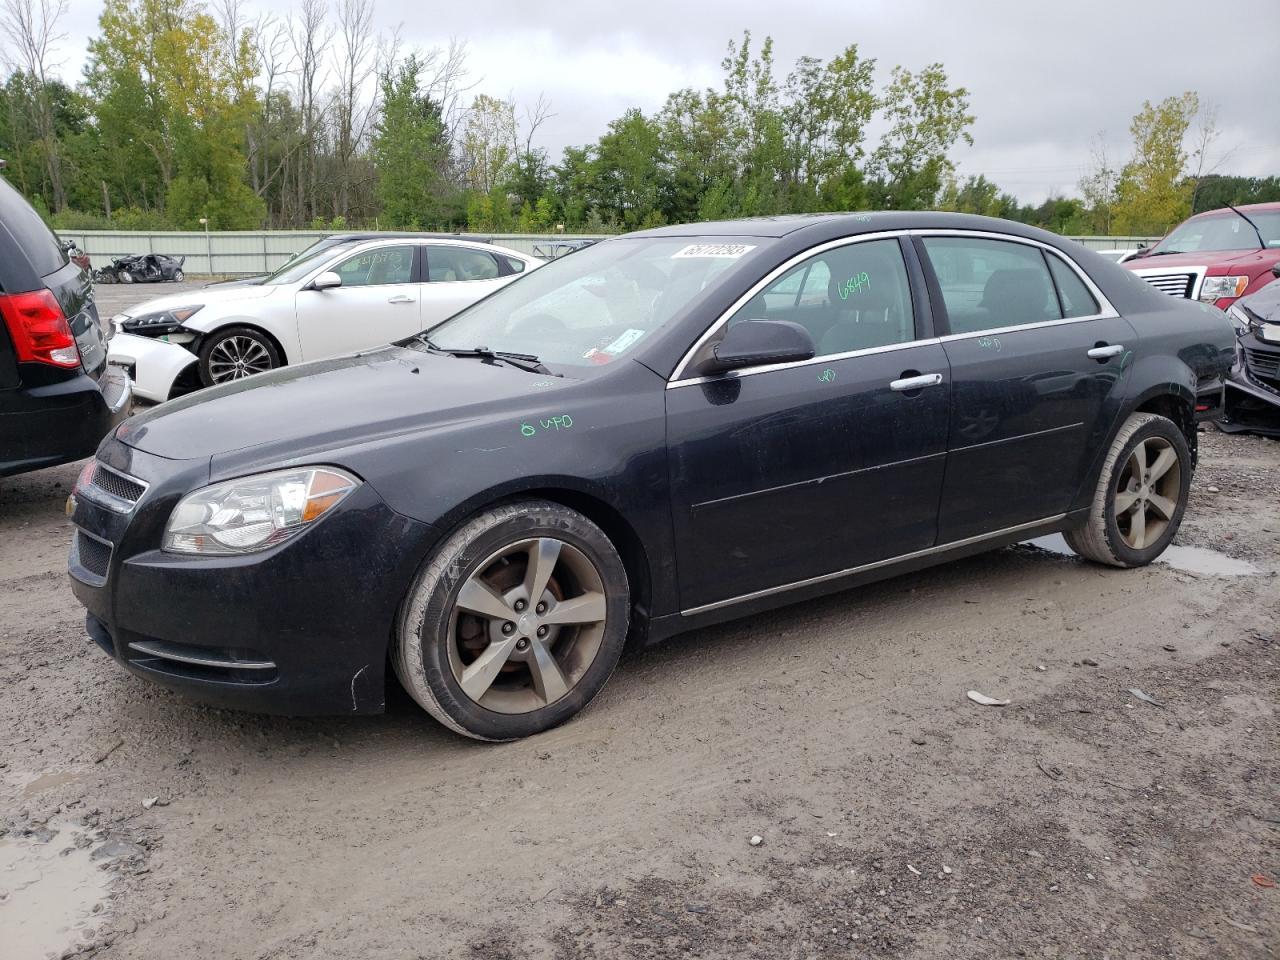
[
  {"xmin": 501, "ymin": 255, "xmax": 526, "ymax": 274},
  {"xmin": 921, "ymin": 237, "xmax": 1061, "ymax": 335},
  {"xmin": 1046, "ymin": 255, "xmax": 1099, "ymax": 318},
  {"xmin": 427, "ymin": 247, "xmax": 500, "ymax": 282},
  {"xmin": 0, "ymin": 177, "xmax": 65, "ymax": 277}
]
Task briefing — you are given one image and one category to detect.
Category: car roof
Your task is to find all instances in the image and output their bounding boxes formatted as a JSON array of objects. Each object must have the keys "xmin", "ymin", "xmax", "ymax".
[{"xmin": 627, "ymin": 210, "xmax": 1076, "ymax": 248}]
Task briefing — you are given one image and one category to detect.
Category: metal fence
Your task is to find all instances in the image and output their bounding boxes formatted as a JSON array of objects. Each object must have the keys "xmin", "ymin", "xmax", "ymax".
[
  {"xmin": 55, "ymin": 228, "xmax": 1163, "ymax": 276},
  {"xmin": 54, "ymin": 230, "xmax": 614, "ymax": 275}
]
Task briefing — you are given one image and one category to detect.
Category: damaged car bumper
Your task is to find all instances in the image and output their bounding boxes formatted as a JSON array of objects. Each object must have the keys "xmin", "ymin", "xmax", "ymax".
[
  {"xmin": 1220, "ymin": 333, "xmax": 1280, "ymax": 436},
  {"xmin": 107, "ymin": 332, "xmax": 199, "ymax": 403}
]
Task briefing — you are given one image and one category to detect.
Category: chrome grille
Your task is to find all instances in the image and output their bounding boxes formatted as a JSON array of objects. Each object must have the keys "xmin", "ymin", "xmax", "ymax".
[
  {"xmin": 1138, "ymin": 272, "xmax": 1195, "ymax": 298},
  {"xmin": 75, "ymin": 530, "xmax": 112, "ymax": 578},
  {"xmin": 90, "ymin": 463, "xmax": 146, "ymax": 505}
]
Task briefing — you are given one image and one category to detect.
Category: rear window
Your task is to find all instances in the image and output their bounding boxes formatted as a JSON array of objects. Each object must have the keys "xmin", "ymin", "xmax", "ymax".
[{"xmin": 0, "ymin": 176, "xmax": 66, "ymax": 277}]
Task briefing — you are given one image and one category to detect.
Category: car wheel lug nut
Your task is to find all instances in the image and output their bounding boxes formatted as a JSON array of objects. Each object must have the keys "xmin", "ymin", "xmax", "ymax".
[
  {"xmin": 502, "ymin": 622, "xmax": 514, "ymax": 635},
  {"xmin": 514, "ymin": 599, "xmax": 526, "ymax": 612},
  {"xmin": 536, "ymin": 602, "xmax": 546, "ymax": 614},
  {"xmin": 537, "ymin": 626, "xmax": 548, "ymax": 638}
]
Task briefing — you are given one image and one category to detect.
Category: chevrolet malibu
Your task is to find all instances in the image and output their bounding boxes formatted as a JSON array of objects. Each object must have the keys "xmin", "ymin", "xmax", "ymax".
[{"xmin": 68, "ymin": 213, "xmax": 1234, "ymax": 740}]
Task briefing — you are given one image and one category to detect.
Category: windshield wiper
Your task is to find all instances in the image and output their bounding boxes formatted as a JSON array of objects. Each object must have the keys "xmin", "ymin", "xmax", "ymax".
[
  {"xmin": 442, "ymin": 345, "xmax": 557, "ymax": 376},
  {"xmin": 1145, "ymin": 249, "xmax": 1188, "ymax": 257},
  {"xmin": 1227, "ymin": 204, "xmax": 1266, "ymax": 250}
]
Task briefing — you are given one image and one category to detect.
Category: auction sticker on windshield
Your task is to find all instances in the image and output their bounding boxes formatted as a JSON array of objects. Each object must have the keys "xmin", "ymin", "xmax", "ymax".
[
  {"xmin": 602, "ymin": 328, "xmax": 647, "ymax": 355},
  {"xmin": 672, "ymin": 243, "xmax": 756, "ymax": 259}
]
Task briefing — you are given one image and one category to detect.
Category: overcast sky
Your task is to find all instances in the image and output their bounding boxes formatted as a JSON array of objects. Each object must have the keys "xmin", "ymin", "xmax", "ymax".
[{"xmin": 51, "ymin": 0, "xmax": 1280, "ymax": 204}]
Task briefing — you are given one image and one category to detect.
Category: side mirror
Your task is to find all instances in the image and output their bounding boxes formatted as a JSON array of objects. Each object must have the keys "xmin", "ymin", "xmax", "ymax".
[
  {"xmin": 1272, "ymin": 263, "xmax": 1280, "ymax": 279},
  {"xmin": 311, "ymin": 271, "xmax": 342, "ymax": 291},
  {"xmin": 707, "ymin": 319, "xmax": 815, "ymax": 372}
]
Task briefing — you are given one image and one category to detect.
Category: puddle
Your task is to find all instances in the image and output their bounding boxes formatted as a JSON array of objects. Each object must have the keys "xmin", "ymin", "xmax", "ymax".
[
  {"xmin": 1023, "ymin": 534, "xmax": 1259, "ymax": 577},
  {"xmin": 0, "ymin": 819, "xmax": 113, "ymax": 960}
]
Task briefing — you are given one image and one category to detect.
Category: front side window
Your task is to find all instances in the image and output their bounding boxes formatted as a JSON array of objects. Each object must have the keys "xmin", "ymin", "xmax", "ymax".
[
  {"xmin": 427, "ymin": 247, "xmax": 500, "ymax": 282},
  {"xmin": 332, "ymin": 245, "xmax": 414, "ymax": 286},
  {"xmin": 426, "ymin": 237, "xmax": 763, "ymax": 369},
  {"xmin": 922, "ymin": 237, "xmax": 1061, "ymax": 335},
  {"xmin": 729, "ymin": 238, "xmax": 915, "ymax": 357}
]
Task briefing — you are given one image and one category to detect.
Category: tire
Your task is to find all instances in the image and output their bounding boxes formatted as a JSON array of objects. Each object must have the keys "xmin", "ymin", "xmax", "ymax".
[
  {"xmin": 393, "ymin": 500, "xmax": 630, "ymax": 741},
  {"xmin": 1064, "ymin": 412, "xmax": 1192, "ymax": 568},
  {"xmin": 119, "ymin": 270, "xmax": 133, "ymax": 283},
  {"xmin": 173, "ymin": 269, "xmax": 185, "ymax": 282},
  {"xmin": 197, "ymin": 326, "xmax": 281, "ymax": 387}
]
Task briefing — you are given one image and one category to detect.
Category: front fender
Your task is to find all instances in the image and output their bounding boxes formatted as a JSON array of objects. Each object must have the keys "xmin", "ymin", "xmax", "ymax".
[{"xmin": 108, "ymin": 333, "xmax": 198, "ymax": 403}]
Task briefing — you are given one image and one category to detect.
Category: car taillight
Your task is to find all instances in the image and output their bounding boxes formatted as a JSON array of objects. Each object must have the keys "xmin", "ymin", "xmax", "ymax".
[{"xmin": 0, "ymin": 289, "xmax": 80, "ymax": 368}]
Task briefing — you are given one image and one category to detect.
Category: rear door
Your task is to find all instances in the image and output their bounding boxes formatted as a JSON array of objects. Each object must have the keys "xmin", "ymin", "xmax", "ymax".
[
  {"xmin": 295, "ymin": 244, "xmax": 421, "ymax": 359},
  {"xmin": 916, "ymin": 233, "xmax": 1134, "ymax": 542},
  {"xmin": 420, "ymin": 245, "xmax": 511, "ymax": 324},
  {"xmin": 666, "ymin": 236, "xmax": 951, "ymax": 613}
]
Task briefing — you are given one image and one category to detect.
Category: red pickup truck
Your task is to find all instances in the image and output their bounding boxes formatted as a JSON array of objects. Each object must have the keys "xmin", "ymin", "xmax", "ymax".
[{"xmin": 1123, "ymin": 201, "xmax": 1280, "ymax": 310}]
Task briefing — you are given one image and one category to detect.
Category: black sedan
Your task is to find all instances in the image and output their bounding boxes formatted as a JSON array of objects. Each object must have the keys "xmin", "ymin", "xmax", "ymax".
[
  {"xmin": 1220, "ymin": 265, "xmax": 1280, "ymax": 436},
  {"xmin": 67, "ymin": 213, "xmax": 1233, "ymax": 740}
]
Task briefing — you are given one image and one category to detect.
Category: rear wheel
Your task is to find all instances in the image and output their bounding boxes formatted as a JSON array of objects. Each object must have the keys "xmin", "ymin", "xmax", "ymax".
[
  {"xmin": 173, "ymin": 268, "xmax": 185, "ymax": 282},
  {"xmin": 1064, "ymin": 412, "xmax": 1191, "ymax": 567},
  {"xmin": 393, "ymin": 500, "xmax": 629, "ymax": 741}
]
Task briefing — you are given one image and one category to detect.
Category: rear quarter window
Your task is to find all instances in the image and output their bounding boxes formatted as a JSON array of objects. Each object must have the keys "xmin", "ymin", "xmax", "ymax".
[{"xmin": 0, "ymin": 177, "xmax": 66, "ymax": 278}]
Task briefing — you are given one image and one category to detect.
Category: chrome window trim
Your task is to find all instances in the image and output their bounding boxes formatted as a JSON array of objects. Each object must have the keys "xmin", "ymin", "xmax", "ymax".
[
  {"xmin": 668, "ymin": 228, "xmax": 1121, "ymax": 387},
  {"xmin": 680, "ymin": 513, "xmax": 1066, "ymax": 616}
]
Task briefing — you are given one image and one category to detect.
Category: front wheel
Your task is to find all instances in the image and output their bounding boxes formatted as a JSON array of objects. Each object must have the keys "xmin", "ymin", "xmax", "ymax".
[
  {"xmin": 197, "ymin": 326, "xmax": 281, "ymax": 387},
  {"xmin": 393, "ymin": 500, "xmax": 630, "ymax": 740},
  {"xmin": 1064, "ymin": 412, "xmax": 1192, "ymax": 567}
]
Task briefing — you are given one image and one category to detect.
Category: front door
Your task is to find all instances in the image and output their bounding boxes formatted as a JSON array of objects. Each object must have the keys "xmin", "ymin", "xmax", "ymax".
[
  {"xmin": 296, "ymin": 244, "xmax": 421, "ymax": 360},
  {"xmin": 666, "ymin": 237, "xmax": 951, "ymax": 613},
  {"xmin": 916, "ymin": 234, "xmax": 1134, "ymax": 542}
]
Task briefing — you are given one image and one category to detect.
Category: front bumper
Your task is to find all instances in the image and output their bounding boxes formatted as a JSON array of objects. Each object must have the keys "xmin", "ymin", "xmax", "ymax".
[
  {"xmin": 1219, "ymin": 332, "xmax": 1280, "ymax": 436},
  {"xmin": 67, "ymin": 441, "xmax": 438, "ymax": 715},
  {"xmin": 108, "ymin": 332, "xmax": 199, "ymax": 403}
]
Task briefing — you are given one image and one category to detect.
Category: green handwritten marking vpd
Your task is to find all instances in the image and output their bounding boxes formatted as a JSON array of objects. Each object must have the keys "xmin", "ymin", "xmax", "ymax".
[{"xmin": 520, "ymin": 415, "xmax": 574, "ymax": 438}]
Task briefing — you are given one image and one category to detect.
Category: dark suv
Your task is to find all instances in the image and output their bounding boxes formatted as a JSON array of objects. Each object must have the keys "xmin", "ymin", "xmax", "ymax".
[{"xmin": 0, "ymin": 176, "xmax": 130, "ymax": 478}]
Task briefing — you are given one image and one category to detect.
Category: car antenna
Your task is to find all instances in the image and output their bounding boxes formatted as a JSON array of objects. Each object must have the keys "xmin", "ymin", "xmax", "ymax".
[{"xmin": 1227, "ymin": 204, "xmax": 1266, "ymax": 250}]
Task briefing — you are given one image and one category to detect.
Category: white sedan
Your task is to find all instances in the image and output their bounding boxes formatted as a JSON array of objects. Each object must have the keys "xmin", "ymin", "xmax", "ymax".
[{"xmin": 108, "ymin": 237, "xmax": 540, "ymax": 402}]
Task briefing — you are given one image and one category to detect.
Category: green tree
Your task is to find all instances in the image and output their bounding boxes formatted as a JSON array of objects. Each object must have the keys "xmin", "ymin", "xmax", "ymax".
[
  {"xmin": 371, "ymin": 54, "xmax": 450, "ymax": 229},
  {"xmin": 869, "ymin": 63, "xmax": 974, "ymax": 209},
  {"xmin": 1112, "ymin": 92, "xmax": 1198, "ymax": 234}
]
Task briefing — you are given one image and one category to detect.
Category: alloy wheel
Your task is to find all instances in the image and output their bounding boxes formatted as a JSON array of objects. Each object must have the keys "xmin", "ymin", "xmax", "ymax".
[
  {"xmin": 447, "ymin": 537, "xmax": 608, "ymax": 714},
  {"xmin": 207, "ymin": 335, "xmax": 273, "ymax": 383},
  {"xmin": 1114, "ymin": 436, "xmax": 1181, "ymax": 549}
]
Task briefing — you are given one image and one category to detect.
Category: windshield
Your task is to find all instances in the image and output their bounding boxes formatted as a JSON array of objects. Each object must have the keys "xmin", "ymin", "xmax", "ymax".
[
  {"xmin": 261, "ymin": 239, "xmax": 356, "ymax": 285},
  {"xmin": 1153, "ymin": 210, "xmax": 1280, "ymax": 254},
  {"xmin": 424, "ymin": 237, "xmax": 764, "ymax": 368}
]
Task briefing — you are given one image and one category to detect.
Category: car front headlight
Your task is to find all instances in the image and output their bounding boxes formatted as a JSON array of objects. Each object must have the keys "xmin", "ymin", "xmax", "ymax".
[
  {"xmin": 1225, "ymin": 303, "xmax": 1259, "ymax": 335},
  {"xmin": 122, "ymin": 304, "xmax": 203, "ymax": 335},
  {"xmin": 163, "ymin": 467, "xmax": 360, "ymax": 555},
  {"xmin": 1198, "ymin": 276, "xmax": 1249, "ymax": 303}
]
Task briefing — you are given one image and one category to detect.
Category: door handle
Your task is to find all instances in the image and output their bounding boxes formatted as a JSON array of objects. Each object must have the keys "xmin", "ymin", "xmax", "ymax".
[
  {"xmin": 387, "ymin": 295, "xmax": 414, "ymax": 304},
  {"xmin": 890, "ymin": 373, "xmax": 944, "ymax": 392},
  {"xmin": 1087, "ymin": 344, "xmax": 1124, "ymax": 360}
]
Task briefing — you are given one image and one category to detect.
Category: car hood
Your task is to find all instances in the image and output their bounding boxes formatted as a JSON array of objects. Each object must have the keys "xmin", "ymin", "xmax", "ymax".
[
  {"xmin": 1238, "ymin": 281, "xmax": 1280, "ymax": 324},
  {"xmin": 1125, "ymin": 249, "xmax": 1274, "ymax": 271},
  {"xmin": 115, "ymin": 346, "xmax": 575, "ymax": 462},
  {"xmin": 117, "ymin": 282, "xmax": 276, "ymax": 318}
]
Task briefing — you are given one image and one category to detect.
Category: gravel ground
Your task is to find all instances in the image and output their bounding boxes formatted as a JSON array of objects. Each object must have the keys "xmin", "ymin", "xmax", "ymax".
[{"xmin": 1, "ymin": 425, "xmax": 1277, "ymax": 960}]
